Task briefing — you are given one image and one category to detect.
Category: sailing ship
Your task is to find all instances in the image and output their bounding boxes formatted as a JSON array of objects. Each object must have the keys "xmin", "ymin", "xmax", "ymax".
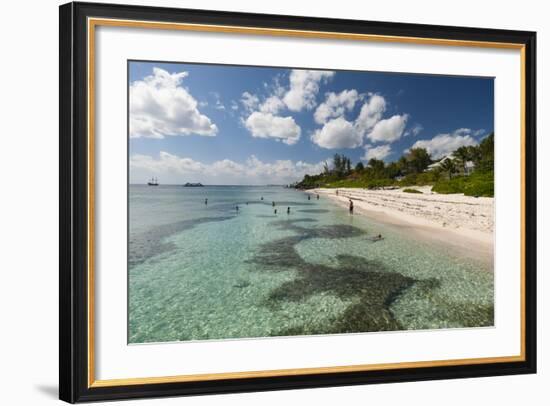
[{"xmin": 147, "ymin": 177, "xmax": 159, "ymax": 186}]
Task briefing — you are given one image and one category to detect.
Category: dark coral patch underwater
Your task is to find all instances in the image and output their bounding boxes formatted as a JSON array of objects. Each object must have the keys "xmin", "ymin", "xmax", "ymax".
[
  {"xmin": 297, "ymin": 209, "xmax": 330, "ymax": 214},
  {"xmin": 248, "ymin": 218, "xmax": 493, "ymax": 336},
  {"xmin": 129, "ymin": 216, "xmax": 235, "ymax": 268},
  {"xmin": 247, "ymin": 219, "xmax": 436, "ymax": 335}
]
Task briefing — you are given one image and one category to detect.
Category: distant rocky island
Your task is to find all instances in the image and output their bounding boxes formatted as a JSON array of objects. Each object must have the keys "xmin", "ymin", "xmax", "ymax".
[{"xmin": 183, "ymin": 182, "xmax": 204, "ymax": 187}]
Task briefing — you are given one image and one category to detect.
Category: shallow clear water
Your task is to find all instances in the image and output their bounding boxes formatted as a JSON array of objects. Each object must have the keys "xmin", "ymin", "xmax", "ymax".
[{"xmin": 129, "ymin": 185, "xmax": 493, "ymax": 344}]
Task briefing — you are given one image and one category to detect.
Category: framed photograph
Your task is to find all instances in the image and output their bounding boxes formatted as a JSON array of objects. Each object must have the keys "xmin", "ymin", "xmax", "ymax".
[{"xmin": 59, "ymin": 2, "xmax": 536, "ymax": 403}]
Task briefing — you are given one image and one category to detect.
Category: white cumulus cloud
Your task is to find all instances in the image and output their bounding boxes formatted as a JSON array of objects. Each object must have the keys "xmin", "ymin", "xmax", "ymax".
[
  {"xmin": 259, "ymin": 95, "xmax": 285, "ymax": 114},
  {"xmin": 310, "ymin": 94, "xmax": 408, "ymax": 149},
  {"xmin": 244, "ymin": 112, "xmax": 301, "ymax": 145},
  {"xmin": 404, "ymin": 123, "xmax": 423, "ymax": 137},
  {"xmin": 130, "ymin": 152, "xmax": 326, "ymax": 185},
  {"xmin": 311, "ymin": 117, "xmax": 363, "ymax": 149},
  {"xmin": 241, "ymin": 69, "xmax": 334, "ymax": 145},
  {"xmin": 473, "ymin": 129, "xmax": 486, "ymax": 137},
  {"xmin": 409, "ymin": 129, "xmax": 478, "ymax": 159},
  {"xmin": 131, "ymin": 151, "xmax": 205, "ymax": 174},
  {"xmin": 241, "ymin": 92, "xmax": 260, "ymax": 112},
  {"xmin": 314, "ymin": 89, "xmax": 360, "ymax": 124},
  {"xmin": 362, "ymin": 144, "xmax": 392, "ymax": 161},
  {"xmin": 283, "ymin": 70, "xmax": 335, "ymax": 112},
  {"xmin": 355, "ymin": 94, "xmax": 387, "ymax": 136},
  {"xmin": 366, "ymin": 114, "xmax": 409, "ymax": 143},
  {"xmin": 129, "ymin": 68, "xmax": 217, "ymax": 138}
]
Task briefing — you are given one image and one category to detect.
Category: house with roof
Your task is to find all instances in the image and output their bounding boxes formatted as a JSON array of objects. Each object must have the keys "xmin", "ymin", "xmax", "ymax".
[{"xmin": 427, "ymin": 153, "xmax": 476, "ymax": 175}]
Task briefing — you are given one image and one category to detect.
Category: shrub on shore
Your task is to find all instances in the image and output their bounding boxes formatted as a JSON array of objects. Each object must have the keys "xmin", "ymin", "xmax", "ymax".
[
  {"xmin": 432, "ymin": 171, "xmax": 494, "ymax": 197},
  {"xmin": 403, "ymin": 188, "xmax": 422, "ymax": 194},
  {"xmin": 463, "ymin": 179, "xmax": 494, "ymax": 197}
]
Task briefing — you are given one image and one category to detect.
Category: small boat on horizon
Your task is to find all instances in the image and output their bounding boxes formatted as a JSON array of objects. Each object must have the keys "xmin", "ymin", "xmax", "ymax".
[
  {"xmin": 183, "ymin": 182, "xmax": 204, "ymax": 187},
  {"xmin": 147, "ymin": 177, "xmax": 159, "ymax": 186}
]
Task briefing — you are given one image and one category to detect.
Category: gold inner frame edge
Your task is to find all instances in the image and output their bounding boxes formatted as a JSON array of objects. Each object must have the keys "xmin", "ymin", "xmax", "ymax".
[{"xmin": 86, "ymin": 17, "xmax": 527, "ymax": 388}]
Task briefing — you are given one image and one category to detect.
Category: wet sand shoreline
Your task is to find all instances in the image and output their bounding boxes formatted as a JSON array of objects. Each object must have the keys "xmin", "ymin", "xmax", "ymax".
[{"xmin": 308, "ymin": 187, "xmax": 494, "ymax": 268}]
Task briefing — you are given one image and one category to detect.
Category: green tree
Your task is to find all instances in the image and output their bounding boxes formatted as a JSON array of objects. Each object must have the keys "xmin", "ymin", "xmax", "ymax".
[
  {"xmin": 355, "ymin": 162, "xmax": 365, "ymax": 172},
  {"xmin": 333, "ymin": 154, "xmax": 342, "ymax": 175},
  {"xmin": 467, "ymin": 145, "xmax": 482, "ymax": 165},
  {"xmin": 332, "ymin": 153, "xmax": 353, "ymax": 176},
  {"xmin": 368, "ymin": 158, "xmax": 385, "ymax": 172},
  {"xmin": 439, "ymin": 158, "xmax": 457, "ymax": 180},
  {"xmin": 454, "ymin": 146, "xmax": 471, "ymax": 175},
  {"xmin": 397, "ymin": 156, "xmax": 409, "ymax": 175},
  {"xmin": 385, "ymin": 161, "xmax": 401, "ymax": 179},
  {"xmin": 477, "ymin": 132, "xmax": 494, "ymax": 172},
  {"xmin": 406, "ymin": 148, "xmax": 432, "ymax": 174}
]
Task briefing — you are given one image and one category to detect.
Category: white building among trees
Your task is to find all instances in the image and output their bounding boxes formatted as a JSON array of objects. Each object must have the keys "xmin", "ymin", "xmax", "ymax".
[{"xmin": 427, "ymin": 153, "xmax": 475, "ymax": 175}]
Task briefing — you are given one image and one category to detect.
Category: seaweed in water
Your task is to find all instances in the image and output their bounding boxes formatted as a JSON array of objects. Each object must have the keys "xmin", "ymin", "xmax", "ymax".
[
  {"xmin": 129, "ymin": 216, "xmax": 235, "ymax": 268},
  {"xmin": 297, "ymin": 209, "xmax": 330, "ymax": 214},
  {"xmin": 270, "ymin": 217, "xmax": 318, "ymax": 226},
  {"xmin": 267, "ymin": 255, "xmax": 419, "ymax": 334},
  {"xmin": 391, "ymin": 280, "xmax": 494, "ymax": 329},
  {"xmin": 247, "ymin": 219, "xmax": 435, "ymax": 335}
]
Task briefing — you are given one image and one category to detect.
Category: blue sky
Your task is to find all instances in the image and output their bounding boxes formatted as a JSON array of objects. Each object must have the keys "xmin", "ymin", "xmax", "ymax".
[{"xmin": 129, "ymin": 61, "xmax": 493, "ymax": 185}]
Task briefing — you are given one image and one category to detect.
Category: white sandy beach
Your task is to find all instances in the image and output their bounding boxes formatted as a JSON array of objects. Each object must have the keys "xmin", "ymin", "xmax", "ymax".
[{"xmin": 311, "ymin": 186, "xmax": 495, "ymax": 265}]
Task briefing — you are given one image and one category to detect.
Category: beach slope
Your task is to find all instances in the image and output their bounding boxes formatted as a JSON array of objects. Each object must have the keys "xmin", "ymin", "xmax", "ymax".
[{"xmin": 312, "ymin": 186, "xmax": 494, "ymax": 264}]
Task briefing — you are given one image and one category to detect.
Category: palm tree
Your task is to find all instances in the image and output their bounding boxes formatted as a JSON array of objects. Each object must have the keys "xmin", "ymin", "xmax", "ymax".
[
  {"xmin": 467, "ymin": 145, "xmax": 481, "ymax": 166},
  {"xmin": 454, "ymin": 146, "xmax": 471, "ymax": 175},
  {"xmin": 397, "ymin": 156, "xmax": 409, "ymax": 175},
  {"xmin": 439, "ymin": 158, "xmax": 457, "ymax": 180}
]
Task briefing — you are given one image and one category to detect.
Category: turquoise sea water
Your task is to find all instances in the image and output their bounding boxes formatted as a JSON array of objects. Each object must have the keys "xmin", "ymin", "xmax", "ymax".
[{"xmin": 129, "ymin": 185, "xmax": 493, "ymax": 344}]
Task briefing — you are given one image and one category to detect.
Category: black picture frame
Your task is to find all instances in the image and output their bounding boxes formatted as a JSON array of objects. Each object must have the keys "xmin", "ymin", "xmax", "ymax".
[{"xmin": 59, "ymin": 1, "xmax": 537, "ymax": 403}]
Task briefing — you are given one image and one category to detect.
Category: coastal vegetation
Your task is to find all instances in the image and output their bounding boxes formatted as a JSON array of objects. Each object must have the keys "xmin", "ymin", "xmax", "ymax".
[{"xmin": 295, "ymin": 133, "xmax": 494, "ymax": 197}]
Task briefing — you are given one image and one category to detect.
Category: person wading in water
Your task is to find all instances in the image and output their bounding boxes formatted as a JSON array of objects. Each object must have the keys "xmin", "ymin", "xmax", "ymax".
[{"xmin": 349, "ymin": 199, "xmax": 354, "ymax": 215}]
